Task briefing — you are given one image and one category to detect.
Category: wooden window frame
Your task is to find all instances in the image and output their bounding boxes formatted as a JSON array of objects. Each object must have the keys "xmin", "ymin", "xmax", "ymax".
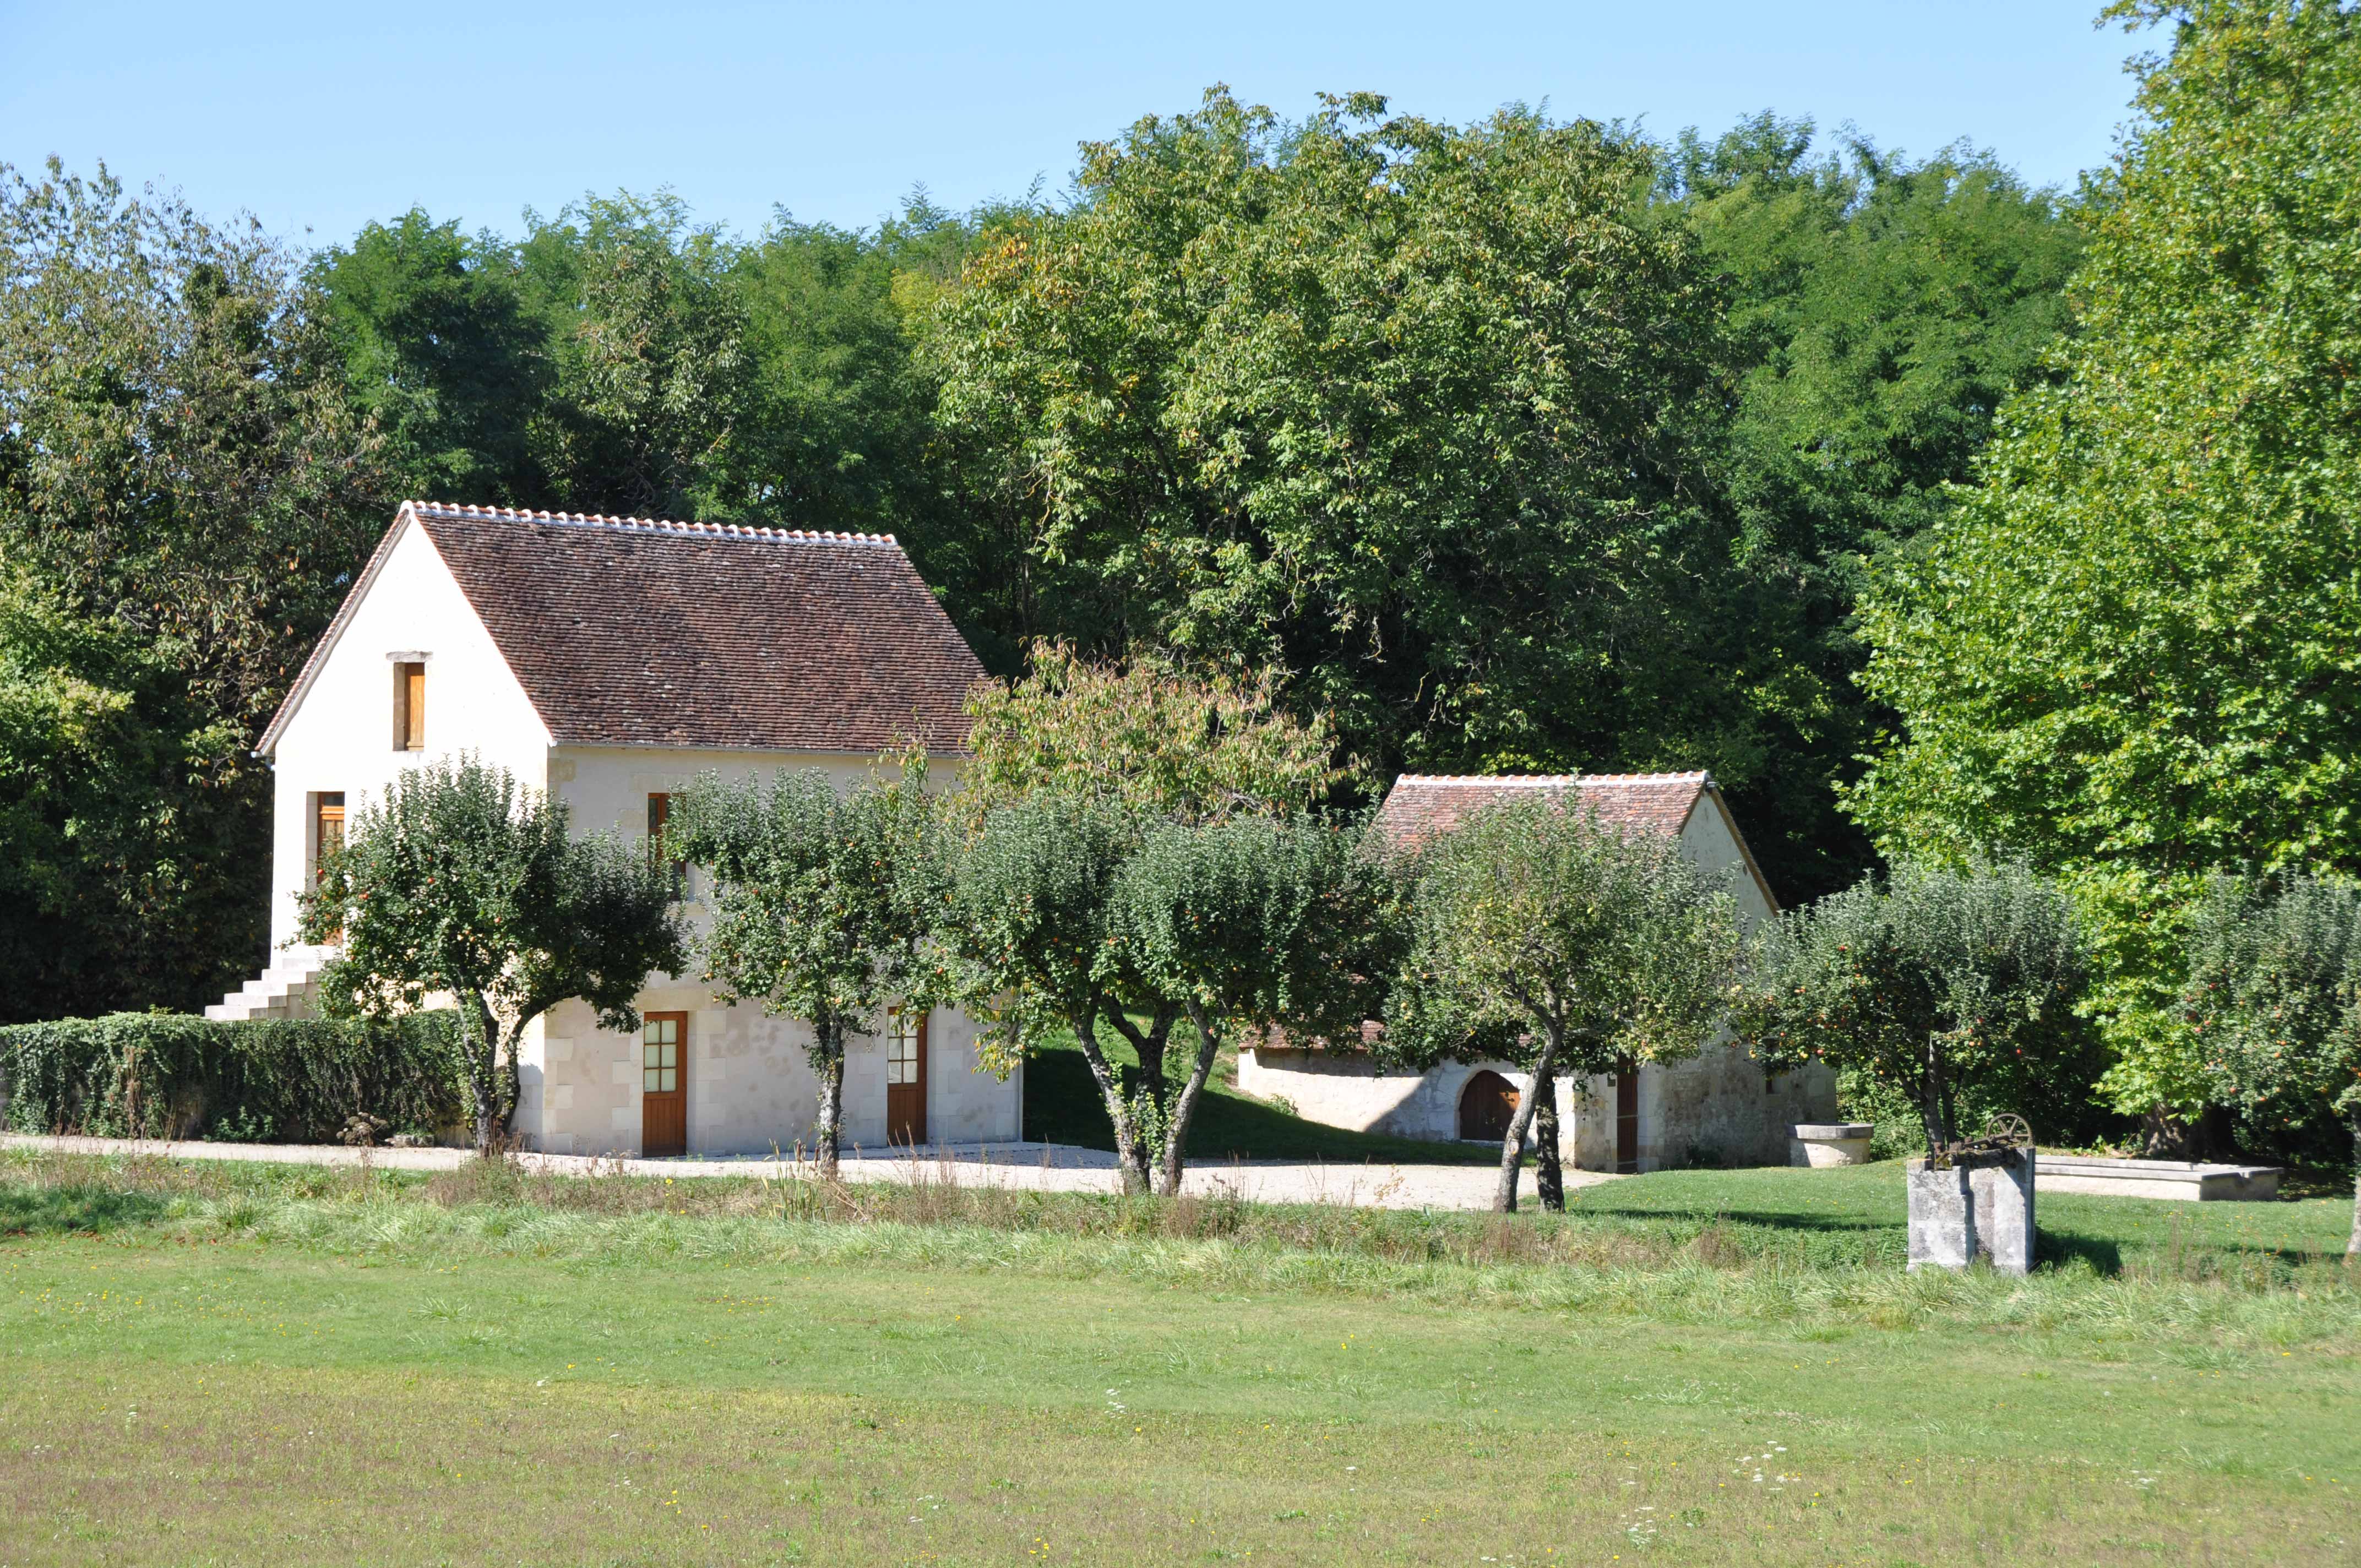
[
  {"xmin": 392, "ymin": 661, "xmax": 426, "ymax": 752},
  {"xmin": 313, "ymin": 791, "xmax": 347, "ymax": 941},
  {"xmin": 647, "ymin": 792, "xmax": 688, "ymax": 900},
  {"xmin": 313, "ymin": 792, "xmax": 346, "ymax": 883}
]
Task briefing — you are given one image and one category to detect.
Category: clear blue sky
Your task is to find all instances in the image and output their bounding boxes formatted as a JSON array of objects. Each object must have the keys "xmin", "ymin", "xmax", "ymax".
[{"xmin": 4, "ymin": 1, "xmax": 2157, "ymax": 249}]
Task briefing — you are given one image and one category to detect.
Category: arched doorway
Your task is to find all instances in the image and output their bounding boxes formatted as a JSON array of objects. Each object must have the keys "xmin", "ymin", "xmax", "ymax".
[{"xmin": 1458, "ymin": 1070, "xmax": 1519, "ymax": 1141}]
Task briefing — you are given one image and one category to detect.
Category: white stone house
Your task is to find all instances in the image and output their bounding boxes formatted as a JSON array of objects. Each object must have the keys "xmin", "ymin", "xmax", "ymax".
[
  {"xmin": 1237, "ymin": 772, "xmax": 1836, "ymax": 1171},
  {"xmin": 213, "ymin": 499, "xmax": 1022, "ymax": 1157}
]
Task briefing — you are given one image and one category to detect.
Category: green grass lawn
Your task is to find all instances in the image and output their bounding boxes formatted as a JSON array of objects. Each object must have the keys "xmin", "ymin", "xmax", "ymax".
[
  {"xmin": 1022, "ymin": 1027, "xmax": 1503, "ymax": 1165},
  {"xmin": 3, "ymin": 1150, "xmax": 2356, "ymax": 1566}
]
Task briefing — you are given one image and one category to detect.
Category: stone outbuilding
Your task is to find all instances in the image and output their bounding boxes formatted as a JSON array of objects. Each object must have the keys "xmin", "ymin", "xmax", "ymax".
[
  {"xmin": 216, "ymin": 500, "xmax": 1021, "ymax": 1157},
  {"xmin": 1236, "ymin": 772, "xmax": 1835, "ymax": 1171}
]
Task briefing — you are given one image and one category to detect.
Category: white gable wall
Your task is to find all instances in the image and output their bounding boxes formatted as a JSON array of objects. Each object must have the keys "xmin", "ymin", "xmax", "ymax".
[
  {"xmin": 264, "ymin": 513, "xmax": 551, "ymax": 956},
  {"xmin": 1677, "ymin": 790, "xmax": 1777, "ymax": 927}
]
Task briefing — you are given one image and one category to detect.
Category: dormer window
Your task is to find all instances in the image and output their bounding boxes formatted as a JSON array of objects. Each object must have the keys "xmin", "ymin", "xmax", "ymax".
[{"xmin": 391, "ymin": 657, "xmax": 427, "ymax": 750}]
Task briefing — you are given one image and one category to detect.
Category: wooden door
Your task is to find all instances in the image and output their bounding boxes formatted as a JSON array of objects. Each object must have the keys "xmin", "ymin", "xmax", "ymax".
[
  {"xmin": 1458, "ymin": 1069, "xmax": 1518, "ymax": 1141},
  {"xmin": 314, "ymin": 793, "xmax": 345, "ymax": 877},
  {"xmin": 640, "ymin": 1012, "xmax": 687, "ymax": 1157},
  {"xmin": 1614, "ymin": 1058, "xmax": 1640, "ymax": 1173},
  {"xmin": 885, "ymin": 1009, "xmax": 928, "ymax": 1146}
]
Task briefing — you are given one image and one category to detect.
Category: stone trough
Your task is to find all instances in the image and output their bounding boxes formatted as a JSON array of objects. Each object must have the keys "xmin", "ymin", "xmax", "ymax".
[
  {"xmin": 1789, "ymin": 1122, "xmax": 1875, "ymax": 1167},
  {"xmin": 2036, "ymin": 1156, "xmax": 2282, "ymax": 1202}
]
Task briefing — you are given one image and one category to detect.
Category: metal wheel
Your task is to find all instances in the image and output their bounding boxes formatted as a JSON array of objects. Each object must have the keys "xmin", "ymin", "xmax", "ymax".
[{"xmin": 1984, "ymin": 1112, "xmax": 2032, "ymax": 1148}]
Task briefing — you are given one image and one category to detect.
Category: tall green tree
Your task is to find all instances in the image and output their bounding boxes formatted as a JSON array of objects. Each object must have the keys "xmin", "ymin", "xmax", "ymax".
[
  {"xmin": 1381, "ymin": 795, "xmax": 1744, "ymax": 1212},
  {"xmin": 0, "ymin": 574, "xmax": 252, "ymax": 1022},
  {"xmin": 513, "ymin": 192, "xmax": 753, "ymax": 521},
  {"xmin": 300, "ymin": 758, "xmax": 686, "ymax": 1154},
  {"xmin": 308, "ymin": 209, "xmax": 553, "ymax": 506},
  {"xmin": 1849, "ymin": 0, "xmax": 2361, "ymax": 1140},
  {"xmin": 0, "ymin": 159, "xmax": 393, "ymax": 1014},
  {"xmin": 922, "ymin": 90, "xmax": 1753, "ymax": 799},
  {"xmin": 1663, "ymin": 116, "xmax": 2082, "ymax": 899},
  {"xmin": 666, "ymin": 762, "xmax": 946, "ymax": 1178}
]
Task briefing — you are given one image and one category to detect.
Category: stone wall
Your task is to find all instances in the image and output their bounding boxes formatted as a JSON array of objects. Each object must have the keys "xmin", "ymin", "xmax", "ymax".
[
  {"xmin": 1239, "ymin": 1039, "xmax": 1835, "ymax": 1170},
  {"xmin": 519, "ymin": 994, "xmax": 1022, "ymax": 1157}
]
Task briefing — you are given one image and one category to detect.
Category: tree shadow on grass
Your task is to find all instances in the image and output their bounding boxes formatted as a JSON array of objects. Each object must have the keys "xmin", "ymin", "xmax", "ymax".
[
  {"xmin": 1565, "ymin": 1200, "xmax": 1897, "ymax": 1236},
  {"xmin": 0, "ymin": 1183, "xmax": 169, "ymax": 1239},
  {"xmin": 1023, "ymin": 1033, "xmax": 1500, "ymax": 1167},
  {"xmin": 2036, "ymin": 1228, "xmax": 2123, "ymax": 1274}
]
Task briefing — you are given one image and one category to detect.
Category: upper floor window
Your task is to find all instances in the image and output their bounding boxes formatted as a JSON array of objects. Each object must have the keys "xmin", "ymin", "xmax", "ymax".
[
  {"xmin": 393, "ymin": 661, "xmax": 426, "ymax": 751},
  {"xmin": 648, "ymin": 792, "xmax": 687, "ymax": 899}
]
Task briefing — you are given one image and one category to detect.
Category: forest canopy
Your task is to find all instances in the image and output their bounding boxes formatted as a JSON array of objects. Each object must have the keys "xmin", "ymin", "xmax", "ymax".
[{"xmin": 0, "ymin": 82, "xmax": 2081, "ymax": 1022}]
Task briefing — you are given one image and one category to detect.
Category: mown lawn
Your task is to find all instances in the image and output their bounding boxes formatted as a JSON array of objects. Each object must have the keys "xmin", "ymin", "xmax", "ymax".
[{"xmin": 2, "ymin": 1151, "xmax": 2356, "ymax": 1566}]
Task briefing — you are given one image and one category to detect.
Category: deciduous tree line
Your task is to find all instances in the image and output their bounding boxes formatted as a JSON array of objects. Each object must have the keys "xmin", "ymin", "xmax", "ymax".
[
  {"xmin": 11, "ymin": 0, "xmax": 2361, "ymax": 1200},
  {"xmin": 0, "ymin": 92, "xmax": 2075, "ymax": 1020}
]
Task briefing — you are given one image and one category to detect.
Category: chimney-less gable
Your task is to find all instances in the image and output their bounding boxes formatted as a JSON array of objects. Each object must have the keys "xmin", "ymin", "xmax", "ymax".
[{"xmin": 263, "ymin": 502, "xmax": 988, "ymax": 758}]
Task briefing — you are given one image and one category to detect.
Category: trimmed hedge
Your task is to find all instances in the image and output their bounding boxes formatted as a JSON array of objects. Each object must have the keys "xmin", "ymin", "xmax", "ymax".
[{"xmin": 0, "ymin": 1011, "xmax": 466, "ymax": 1144}]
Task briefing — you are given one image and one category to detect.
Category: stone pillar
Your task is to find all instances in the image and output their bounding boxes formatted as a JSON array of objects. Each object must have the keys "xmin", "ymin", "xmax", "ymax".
[
  {"xmin": 1971, "ymin": 1151, "xmax": 2036, "ymax": 1275},
  {"xmin": 1907, "ymin": 1151, "xmax": 2036, "ymax": 1276}
]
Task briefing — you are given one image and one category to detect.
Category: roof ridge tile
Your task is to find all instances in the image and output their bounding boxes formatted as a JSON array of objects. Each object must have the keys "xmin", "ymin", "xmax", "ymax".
[{"xmin": 405, "ymin": 499, "xmax": 897, "ymax": 547}]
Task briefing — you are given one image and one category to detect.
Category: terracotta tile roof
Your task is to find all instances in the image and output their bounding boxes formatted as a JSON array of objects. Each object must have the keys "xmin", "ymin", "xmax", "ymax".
[
  {"xmin": 262, "ymin": 502, "xmax": 987, "ymax": 755},
  {"xmin": 1372, "ymin": 771, "xmax": 1711, "ymax": 853}
]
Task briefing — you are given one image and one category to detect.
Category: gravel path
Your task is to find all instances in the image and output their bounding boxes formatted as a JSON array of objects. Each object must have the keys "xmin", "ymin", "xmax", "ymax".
[{"xmin": 3, "ymin": 1133, "xmax": 1618, "ymax": 1211}]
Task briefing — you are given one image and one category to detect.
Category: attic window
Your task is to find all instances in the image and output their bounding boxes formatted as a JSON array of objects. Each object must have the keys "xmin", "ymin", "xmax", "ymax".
[{"xmin": 393, "ymin": 661, "xmax": 426, "ymax": 751}]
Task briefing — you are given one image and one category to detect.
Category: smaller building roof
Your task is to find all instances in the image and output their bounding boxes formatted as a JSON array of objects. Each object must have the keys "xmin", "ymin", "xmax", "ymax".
[{"xmin": 1372, "ymin": 771, "xmax": 1712, "ymax": 853}]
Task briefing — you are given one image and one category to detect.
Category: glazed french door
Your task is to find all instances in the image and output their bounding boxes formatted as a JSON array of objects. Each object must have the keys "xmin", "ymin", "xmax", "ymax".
[
  {"xmin": 314, "ymin": 793, "xmax": 346, "ymax": 940},
  {"xmin": 885, "ymin": 1009, "xmax": 928, "ymax": 1146},
  {"xmin": 641, "ymin": 1012, "xmax": 687, "ymax": 1157}
]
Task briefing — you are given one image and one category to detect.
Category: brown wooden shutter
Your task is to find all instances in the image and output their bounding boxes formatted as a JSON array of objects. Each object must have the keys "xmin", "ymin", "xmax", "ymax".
[{"xmin": 394, "ymin": 662, "xmax": 426, "ymax": 750}]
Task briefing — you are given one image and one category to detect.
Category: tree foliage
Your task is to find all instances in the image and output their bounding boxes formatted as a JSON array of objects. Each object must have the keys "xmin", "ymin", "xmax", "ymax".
[
  {"xmin": 307, "ymin": 191, "xmax": 1024, "ymax": 665},
  {"xmin": 2182, "ymin": 875, "xmax": 2361, "ymax": 1255},
  {"xmin": 1849, "ymin": 1, "xmax": 2361, "ymax": 1126},
  {"xmin": 960, "ymin": 640, "xmax": 1340, "ymax": 824},
  {"xmin": 0, "ymin": 159, "xmax": 394, "ymax": 1015},
  {"xmin": 0, "ymin": 86, "xmax": 2099, "ymax": 1030},
  {"xmin": 943, "ymin": 649, "xmax": 1373, "ymax": 1191},
  {"xmin": 298, "ymin": 758, "xmax": 686, "ymax": 1153},
  {"xmin": 1381, "ymin": 795, "xmax": 1743, "ymax": 1210},
  {"xmin": 922, "ymin": 91, "xmax": 1745, "ymax": 790},
  {"xmin": 945, "ymin": 792, "xmax": 1386, "ymax": 1194},
  {"xmin": 1664, "ymin": 115, "xmax": 2082, "ymax": 896},
  {"xmin": 666, "ymin": 761, "xmax": 945, "ymax": 1177},
  {"xmin": 1736, "ymin": 858, "xmax": 2088, "ymax": 1160}
]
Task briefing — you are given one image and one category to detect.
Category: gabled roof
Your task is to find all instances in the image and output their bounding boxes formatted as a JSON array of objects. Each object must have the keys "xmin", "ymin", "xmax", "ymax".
[
  {"xmin": 260, "ymin": 502, "xmax": 987, "ymax": 756},
  {"xmin": 1372, "ymin": 771, "xmax": 1777, "ymax": 910}
]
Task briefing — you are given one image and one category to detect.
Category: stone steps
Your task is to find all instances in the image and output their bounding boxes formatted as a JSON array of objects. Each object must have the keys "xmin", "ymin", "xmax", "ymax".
[{"xmin": 204, "ymin": 946, "xmax": 337, "ymax": 1022}]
